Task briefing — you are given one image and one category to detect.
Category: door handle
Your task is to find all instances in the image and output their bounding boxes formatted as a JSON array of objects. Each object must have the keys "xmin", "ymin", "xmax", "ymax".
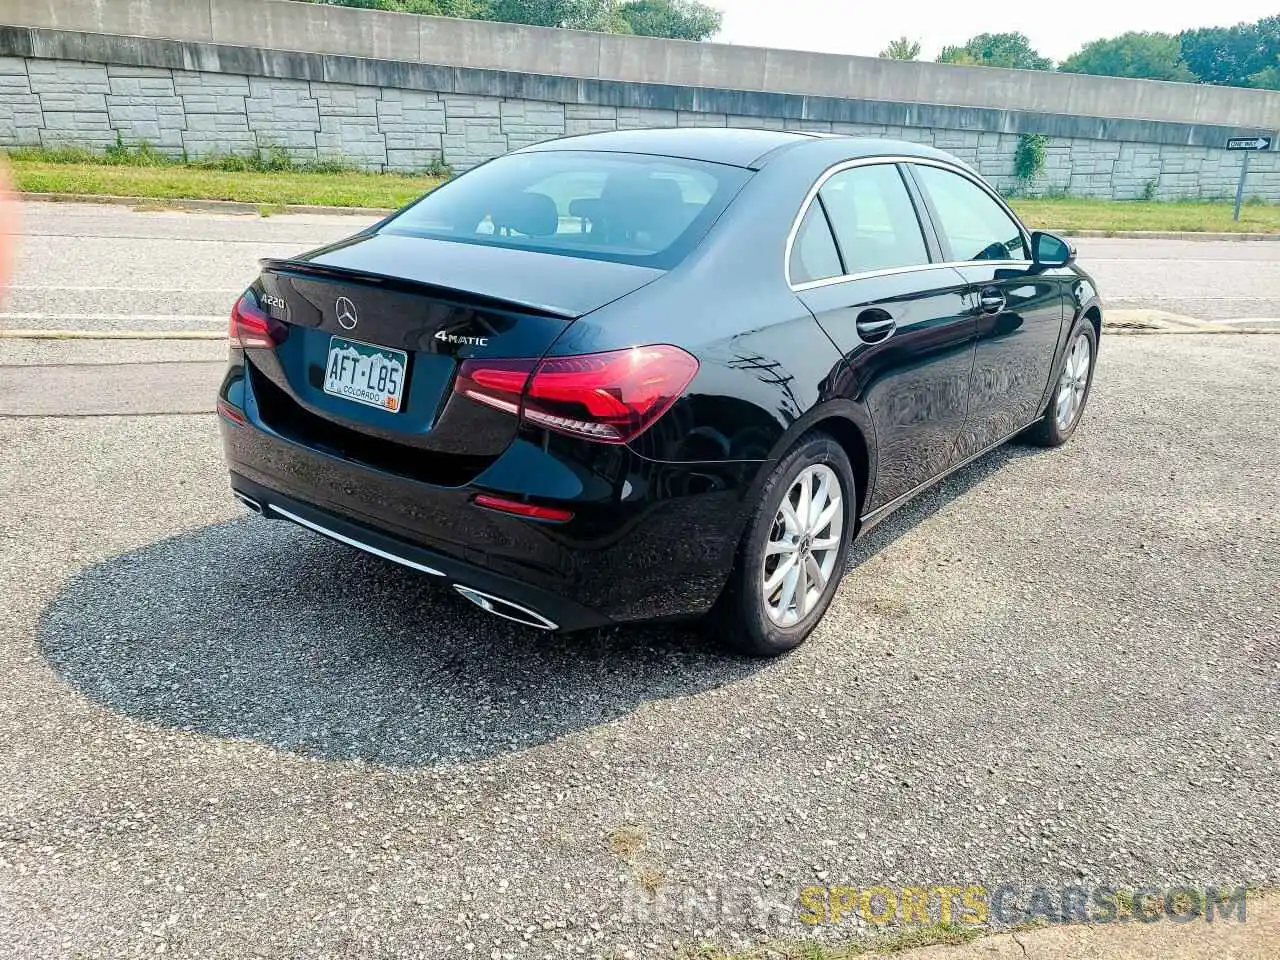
[
  {"xmin": 855, "ymin": 309, "xmax": 896, "ymax": 344},
  {"xmin": 978, "ymin": 287, "xmax": 1006, "ymax": 314}
]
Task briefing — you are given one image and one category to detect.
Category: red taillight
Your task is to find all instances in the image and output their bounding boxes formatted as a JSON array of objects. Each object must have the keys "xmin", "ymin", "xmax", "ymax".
[
  {"xmin": 230, "ymin": 294, "xmax": 283, "ymax": 350},
  {"xmin": 473, "ymin": 493, "xmax": 573, "ymax": 522},
  {"xmin": 456, "ymin": 345, "xmax": 698, "ymax": 444},
  {"xmin": 454, "ymin": 357, "xmax": 536, "ymax": 416}
]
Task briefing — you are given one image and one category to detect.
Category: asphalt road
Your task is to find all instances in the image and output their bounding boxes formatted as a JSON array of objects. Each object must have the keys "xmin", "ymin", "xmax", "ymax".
[
  {"xmin": 2, "ymin": 203, "xmax": 1279, "ymax": 959},
  {"xmin": 3, "ymin": 201, "xmax": 1279, "ymax": 336},
  {"xmin": 3, "ymin": 202, "xmax": 344, "ymax": 332},
  {"xmin": 1080, "ymin": 236, "xmax": 1280, "ymax": 321}
]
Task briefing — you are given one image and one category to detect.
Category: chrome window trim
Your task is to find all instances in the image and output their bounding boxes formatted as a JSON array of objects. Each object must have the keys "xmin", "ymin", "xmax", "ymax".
[
  {"xmin": 907, "ymin": 159, "xmax": 1033, "ymax": 264},
  {"xmin": 784, "ymin": 154, "xmax": 1033, "ymax": 292}
]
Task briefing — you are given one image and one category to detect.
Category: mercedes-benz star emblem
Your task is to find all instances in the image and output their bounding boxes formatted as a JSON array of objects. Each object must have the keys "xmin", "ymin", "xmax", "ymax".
[{"xmin": 335, "ymin": 296, "xmax": 358, "ymax": 330}]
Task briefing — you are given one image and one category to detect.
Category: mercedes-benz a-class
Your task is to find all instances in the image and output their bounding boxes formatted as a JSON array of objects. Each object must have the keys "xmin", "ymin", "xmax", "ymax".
[{"xmin": 219, "ymin": 129, "xmax": 1100, "ymax": 655}]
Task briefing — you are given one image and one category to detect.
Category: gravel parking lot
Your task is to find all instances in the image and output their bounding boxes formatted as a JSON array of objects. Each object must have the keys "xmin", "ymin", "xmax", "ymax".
[{"xmin": 1, "ymin": 203, "xmax": 1279, "ymax": 958}]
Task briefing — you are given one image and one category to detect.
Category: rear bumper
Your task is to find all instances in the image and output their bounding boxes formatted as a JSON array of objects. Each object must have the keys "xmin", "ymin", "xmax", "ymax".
[
  {"xmin": 219, "ymin": 362, "xmax": 757, "ymax": 629},
  {"xmin": 229, "ymin": 473, "xmax": 612, "ymax": 632}
]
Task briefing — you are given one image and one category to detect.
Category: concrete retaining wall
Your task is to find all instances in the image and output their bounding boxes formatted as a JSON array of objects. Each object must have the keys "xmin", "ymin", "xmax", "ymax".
[{"xmin": 1, "ymin": 0, "xmax": 1278, "ymax": 200}]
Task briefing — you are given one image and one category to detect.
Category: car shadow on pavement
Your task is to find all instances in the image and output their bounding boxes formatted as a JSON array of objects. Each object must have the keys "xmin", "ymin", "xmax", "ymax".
[
  {"xmin": 37, "ymin": 441, "xmax": 1037, "ymax": 768},
  {"xmin": 37, "ymin": 514, "xmax": 766, "ymax": 767}
]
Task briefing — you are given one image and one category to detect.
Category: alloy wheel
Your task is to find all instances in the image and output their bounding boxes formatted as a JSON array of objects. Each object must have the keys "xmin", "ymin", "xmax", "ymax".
[
  {"xmin": 761, "ymin": 463, "xmax": 843, "ymax": 626},
  {"xmin": 1054, "ymin": 332, "xmax": 1092, "ymax": 432}
]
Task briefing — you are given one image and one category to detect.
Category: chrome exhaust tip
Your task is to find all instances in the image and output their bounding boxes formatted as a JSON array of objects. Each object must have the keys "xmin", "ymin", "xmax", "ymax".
[
  {"xmin": 453, "ymin": 585, "xmax": 558, "ymax": 631},
  {"xmin": 234, "ymin": 492, "xmax": 264, "ymax": 515}
]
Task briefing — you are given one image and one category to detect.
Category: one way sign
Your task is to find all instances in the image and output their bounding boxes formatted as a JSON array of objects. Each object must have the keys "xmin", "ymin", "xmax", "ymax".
[{"xmin": 1226, "ymin": 136, "xmax": 1273, "ymax": 151}]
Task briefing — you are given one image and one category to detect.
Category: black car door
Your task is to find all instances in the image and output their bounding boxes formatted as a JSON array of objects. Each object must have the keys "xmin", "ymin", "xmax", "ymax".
[
  {"xmin": 907, "ymin": 162, "xmax": 1067, "ymax": 456},
  {"xmin": 791, "ymin": 161, "xmax": 976, "ymax": 513}
]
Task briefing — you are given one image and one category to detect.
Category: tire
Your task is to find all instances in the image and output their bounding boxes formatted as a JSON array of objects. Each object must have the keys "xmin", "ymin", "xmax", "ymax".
[
  {"xmin": 1023, "ymin": 318, "xmax": 1098, "ymax": 448},
  {"xmin": 710, "ymin": 433, "xmax": 856, "ymax": 657}
]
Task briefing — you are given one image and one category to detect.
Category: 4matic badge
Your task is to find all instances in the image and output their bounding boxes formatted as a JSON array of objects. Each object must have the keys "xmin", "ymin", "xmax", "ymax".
[{"xmin": 435, "ymin": 331, "xmax": 490, "ymax": 346}]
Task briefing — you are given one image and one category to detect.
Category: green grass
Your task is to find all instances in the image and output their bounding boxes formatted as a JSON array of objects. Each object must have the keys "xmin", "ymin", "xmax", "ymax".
[
  {"xmin": 5, "ymin": 143, "xmax": 445, "ymax": 209},
  {"xmin": 681, "ymin": 923, "xmax": 982, "ymax": 959},
  {"xmin": 6, "ymin": 144, "xmax": 1280, "ymax": 231},
  {"xmin": 1011, "ymin": 196, "xmax": 1280, "ymax": 234},
  {"xmin": 11, "ymin": 161, "xmax": 442, "ymax": 208}
]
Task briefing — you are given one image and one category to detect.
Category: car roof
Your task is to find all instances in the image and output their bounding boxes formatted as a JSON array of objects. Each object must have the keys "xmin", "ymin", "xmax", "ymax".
[
  {"xmin": 515, "ymin": 127, "xmax": 959, "ymax": 169},
  {"xmin": 516, "ymin": 127, "xmax": 808, "ymax": 167}
]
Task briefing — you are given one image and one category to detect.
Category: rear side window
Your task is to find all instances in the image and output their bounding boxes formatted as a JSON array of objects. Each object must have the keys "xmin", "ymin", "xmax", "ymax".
[
  {"xmin": 381, "ymin": 150, "xmax": 749, "ymax": 269},
  {"xmin": 789, "ymin": 203, "xmax": 843, "ymax": 284},
  {"xmin": 818, "ymin": 164, "xmax": 930, "ymax": 274},
  {"xmin": 911, "ymin": 164, "xmax": 1028, "ymax": 262}
]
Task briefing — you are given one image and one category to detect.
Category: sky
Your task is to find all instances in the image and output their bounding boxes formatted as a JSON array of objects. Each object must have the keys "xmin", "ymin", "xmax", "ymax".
[{"xmin": 711, "ymin": 0, "xmax": 1279, "ymax": 62}]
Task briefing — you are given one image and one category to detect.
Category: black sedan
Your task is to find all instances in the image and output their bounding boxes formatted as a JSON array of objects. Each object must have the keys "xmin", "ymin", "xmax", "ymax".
[{"xmin": 218, "ymin": 128, "xmax": 1100, "ymax": 656}]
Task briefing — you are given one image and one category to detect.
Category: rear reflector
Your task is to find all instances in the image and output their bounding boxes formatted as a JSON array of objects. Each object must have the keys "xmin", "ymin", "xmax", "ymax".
[
  {"xmin": 456, "ymin": 345, "xmax": 698, "ymax": 444},
  {"xmin": 216, "ymin": 397, "xmax": 247, "ymax": 425},
  {"xmin": 473, "ymin": 493, "xmax": 573, "ymax": 522},
  {"xmin": 230, "ymin": 293, "xmax": 285, "ymax": 350}
]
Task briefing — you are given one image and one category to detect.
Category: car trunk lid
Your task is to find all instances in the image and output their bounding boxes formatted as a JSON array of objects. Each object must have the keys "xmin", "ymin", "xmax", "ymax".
[{"xmin": 244, "ymin": 234, "xmax": 663, "ymax": 471}]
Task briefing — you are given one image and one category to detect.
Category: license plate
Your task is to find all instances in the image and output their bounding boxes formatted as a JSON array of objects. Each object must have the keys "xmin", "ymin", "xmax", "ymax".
[{"xmin": 322, "ymin": 336, "xmax": 408, "ymax": 413}]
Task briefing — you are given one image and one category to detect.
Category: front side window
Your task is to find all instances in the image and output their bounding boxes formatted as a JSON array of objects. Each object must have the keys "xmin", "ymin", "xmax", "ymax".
[
  {"xmin": 912, "ymin": 164, "xmax": 1027, "ymax": 262},
  {"xmin": 381, "ymin": 150, "xmax": 749, "ymax": 269},
  {"xmin": 817, "ymin": 164, "xmax": 930, "ymax": 274}
]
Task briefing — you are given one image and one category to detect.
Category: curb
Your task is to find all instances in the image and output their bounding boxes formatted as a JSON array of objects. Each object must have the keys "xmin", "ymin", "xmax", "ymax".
[
  {"xmin": 17, "ymin": 193, "xmax": 1280, "ymax": 238},
  {"xmin": 1103, "ymin": 308, "xmax": 1280, "ymax": 335},
  {"xmin": 1064, "ymin": 229, "xmax": 1280, "ymax": 241},
  {"xmin": 20, "ymin": 192, "xmax": 393, "ymax": 218},
  {"xmin": 1104, "ymin": 326, "xmax": 1280, "ymax": 334}
]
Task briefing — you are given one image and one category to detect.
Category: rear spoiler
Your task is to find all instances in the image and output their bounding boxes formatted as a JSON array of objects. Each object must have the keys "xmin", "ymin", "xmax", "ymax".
[{"xmin": 259, "ymin": 257, "xmax": 577, "ymax": 321}]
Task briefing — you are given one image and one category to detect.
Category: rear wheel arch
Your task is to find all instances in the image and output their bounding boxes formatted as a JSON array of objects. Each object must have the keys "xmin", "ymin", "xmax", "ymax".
[
  {"xmin": 749, "ymin": 402, "xmax": 875, "ymax": 525},
  {"xmin": 806, "ymin": 415, "xmax": 870, "ymax": 523},
  {"xmin": 711, "ymin": 431, "xmax": 859, "ymax": 656}
]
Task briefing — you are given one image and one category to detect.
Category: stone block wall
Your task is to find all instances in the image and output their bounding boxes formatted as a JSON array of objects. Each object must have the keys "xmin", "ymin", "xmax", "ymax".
[{"xmin": 1, "ymin": 51, "xmax": 1277, "ymax": 201}]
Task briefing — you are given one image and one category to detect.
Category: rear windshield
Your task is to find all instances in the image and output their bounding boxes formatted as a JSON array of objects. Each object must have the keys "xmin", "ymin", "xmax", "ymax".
[{"xmin": 380, "ymin": 150, "xmax": 749, "ymax": 269}]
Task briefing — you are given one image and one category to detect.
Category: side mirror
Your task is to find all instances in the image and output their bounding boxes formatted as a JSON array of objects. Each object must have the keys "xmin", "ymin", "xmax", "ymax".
[{"xmin": 1031, "ymin": 231, "xmax": 1075, "ymax": 268}]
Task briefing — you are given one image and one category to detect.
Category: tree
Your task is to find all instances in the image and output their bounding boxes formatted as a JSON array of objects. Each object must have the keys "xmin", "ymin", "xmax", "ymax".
[
  {"xmin": 938, "ymin": 32, "xmax": 1052, "ymax": 70},
  {"xmin": 617, "ymin": 0, "xmax": 721, "ymax": 40},
  {"xmin": 296, "ymin": 0, "xmax": 725, "ymax": 39},
  {"xmin": 482, "ymin": 0, "xmax": 618, "ymax": 30},
  {"xmin": 879, "ymin": 37, "xmax": 921, "ymax": 61},
  {"xmin": 398, "ymin": 0, "xmax": 484, "ymax": 13},
  {"xmin": 300, "ymin": 0, "xmax": 485, "ymax": 15},
  {"xmin": 1250, "ymin": 54, "xmax": 1280, "ymax": 90},
  {"xmin": 1059, "ymin": 32, "xmax": 1193, "ymax": 81},
  {"xmin": 1178, "ymin": 15, "xmax": 1280, "ymax": 87}
]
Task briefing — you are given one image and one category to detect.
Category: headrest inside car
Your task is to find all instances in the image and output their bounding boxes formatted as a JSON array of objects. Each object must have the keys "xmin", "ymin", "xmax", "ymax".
[{"xmin": 491, "ymin": 191, "xmax": 558, "ymax": 237}]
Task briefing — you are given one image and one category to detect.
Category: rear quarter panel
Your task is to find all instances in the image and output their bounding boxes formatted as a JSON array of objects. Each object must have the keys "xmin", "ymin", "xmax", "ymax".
[{"xmin": 550, "ymin": 152, "xmax": 862, "ymax": 467}]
